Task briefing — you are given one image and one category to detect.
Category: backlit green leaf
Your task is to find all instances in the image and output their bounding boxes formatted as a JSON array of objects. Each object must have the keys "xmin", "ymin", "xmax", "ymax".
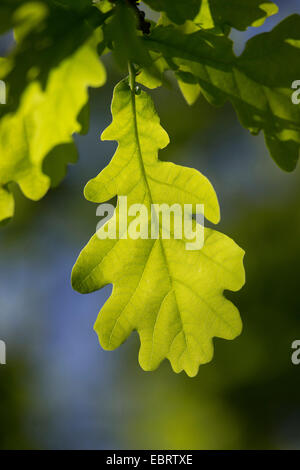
[
  {"xmin": 0, "ymin": 33, "xmax": 106, "ymax": 222},
  {"xmin": 0, "ymin": 0, "xmax": 108, "ymax": 110},
  {"xmin": 0, "ymin": 186, "xmax": 14, "ymax": 224},
  {"xmin": 72, "ymin": 80, "xmax": 245, "ymax": 377},
  {"xmin": 143, "ymin": 0, "xmax": 201, "ymax": 25},
  {"xmin": 103, "ymin": 2, "xmax": 153, "ymax": 70},
  {"xmin": 196, "ymin": 0, "xmax": 278, "ymax": 31},
  {"xmin": 0, "ymin": 1, "xmax": 107, "ymax": 221}
]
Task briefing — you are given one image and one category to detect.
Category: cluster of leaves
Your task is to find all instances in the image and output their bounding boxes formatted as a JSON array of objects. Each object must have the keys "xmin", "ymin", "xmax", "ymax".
[
  {"xmin": 0, "ymin": 0, "xmax": 107, "ymax": 221},
  {"xmin": 0, "ymin": 0, "xmax": 299, "ymax": 375}
]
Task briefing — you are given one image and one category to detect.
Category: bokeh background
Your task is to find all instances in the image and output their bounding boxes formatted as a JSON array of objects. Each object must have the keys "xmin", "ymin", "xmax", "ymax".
[{"xmin": 1, "ymin": 0, "xmax": 300, "ymax": 450}]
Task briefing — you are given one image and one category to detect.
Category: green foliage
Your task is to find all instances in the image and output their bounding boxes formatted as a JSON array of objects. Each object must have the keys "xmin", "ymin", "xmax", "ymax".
[
  {"xmin": 0, "ymin": 39, "xmax": 105, "ymax": 221},
  {"xmin": 0, "ymin": 0, "xmax": 107, "ymax": 222},
  {"xmin": 72, "ymin": 80, "xmax": 245, "ymax": 376},
  {"xmin": 0, "ymin": 1, "xmax": 105, "ymax": 105},
  {"xmin": 1, "ymin": 0, "xmax": 299, "ymax": 375},
  {"xmin": 196, "ymin": 0, "xmax": 278, "ymax": 31},
  {"xmin": 143, "ymin": 0, "xmax": 201, "ymax": 25},
  {"xmin": 142, "ymin": 16, "xmax": 300, "ymax": 171},
  {"xmin": 103, "ymin": 2, "xmax": 153, "ymax": 70}
]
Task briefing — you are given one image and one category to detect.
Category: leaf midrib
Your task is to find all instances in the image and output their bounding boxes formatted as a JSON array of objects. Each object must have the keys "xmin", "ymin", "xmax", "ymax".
[{"xmin": 129, "ymin": 84, "xmax": 189, "ymax": 355}]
